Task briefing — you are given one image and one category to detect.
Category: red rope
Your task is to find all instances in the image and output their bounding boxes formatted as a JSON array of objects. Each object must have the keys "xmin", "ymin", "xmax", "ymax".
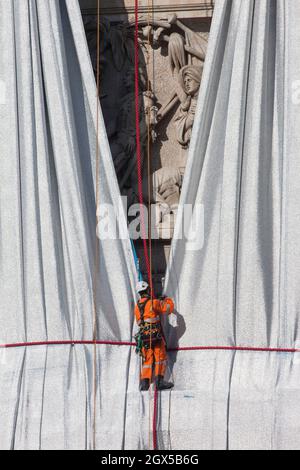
[
  {"xmin": 134, "ymin": 0, "xmax": 153, "ymax": 294},
  {"xmin": 1, "ymin": 341, "xmax": 299, "ymax": 354},
  {"xmin": 0, "ymin": 340, "xmax": 135, "ymax": 349},
  {"xmin": 134, "ymin": 0, "xmax": 157, "ymax": 448},
  {"xmin": 168, "ymin": 346, "xmax": 300, "ymax": 353},
  {"xmin": 153, "ymin": 388, "xmax": 158, "ymax": 450},
  {"xmin": 2, "ymin": 338, "xmax": 299, "ymax": 453}
]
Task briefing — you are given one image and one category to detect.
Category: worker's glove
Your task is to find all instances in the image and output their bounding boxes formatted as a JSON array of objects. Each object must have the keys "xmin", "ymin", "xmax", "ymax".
[{"xmin": 168, "ymin": 312, "xmax": 178, "ymax": 328}]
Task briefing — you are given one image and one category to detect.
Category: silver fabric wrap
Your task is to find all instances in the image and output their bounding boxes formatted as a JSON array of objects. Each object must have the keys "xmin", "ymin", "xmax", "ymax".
[
  {"xmin": 0, "ymin": 0, "xmax": 140, "ymax": 450},
  {"xmin": 164, "ymin": 0, "xmax": 300, "ymax": 450},
  {"xmin": 1, "ymin": 0, "xmax": 300, "ymax": 451}
]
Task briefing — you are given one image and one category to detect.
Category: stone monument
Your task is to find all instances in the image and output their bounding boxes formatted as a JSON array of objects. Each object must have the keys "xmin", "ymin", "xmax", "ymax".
[{"xmin": 80, "ymin": 0, "xmax": 214, "ymax": 292}]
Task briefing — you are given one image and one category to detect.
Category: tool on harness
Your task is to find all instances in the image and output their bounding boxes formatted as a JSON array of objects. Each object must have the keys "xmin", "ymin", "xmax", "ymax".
[{"xmin": 135, "ymin": 298, "xmax": 163, "ymax": 356}]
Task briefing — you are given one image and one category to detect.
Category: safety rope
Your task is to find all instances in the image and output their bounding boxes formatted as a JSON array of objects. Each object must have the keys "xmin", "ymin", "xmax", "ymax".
[
  {"xmin": 134, "ymin": 0, "xmax": 153, "ymax": 296},
  {"xmin": 145, "ymin": 0, "xmax": 159, "ymax": 450},
  {"xmin": 147, "ymin": 11, "xmax": 160, "ymax": 445},
  {"xmin": 134, "ymin": 0, "xmax": 155, "ymax": 449},
  {"xmin": 153, "ymin": 382, "xmax": 158, "ymax": 450},
  {"xmin": 146, "ymin": 0, "xmax": 154, "ymax": 450},
  {"xmin": 92, "ymin": 0, "xmax": 101, "ymax": 451},
  {"xmin": 146, "ymin": 3, "xmax": 153, "ymax": 294}
]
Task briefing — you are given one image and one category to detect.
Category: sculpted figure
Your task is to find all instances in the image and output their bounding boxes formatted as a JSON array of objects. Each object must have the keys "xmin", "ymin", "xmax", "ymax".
[
  {"xmin": 155, "ymin": 20, "xmax": 206, "ymax": 151},
  {"xmin": 126, "ymin": 167, "xmax": 183, "ymax": 236},
  {"xmin": 174, "ymin": 65, "xmax": 203, "ymax": 149},
  {"xmin": 110, "ymin": 66, "xmax": 158, "ymax": 189}
]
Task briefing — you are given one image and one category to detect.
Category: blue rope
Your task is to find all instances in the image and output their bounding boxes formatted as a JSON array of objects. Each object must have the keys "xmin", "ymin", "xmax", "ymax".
[{"xmin": 131, "ymin": 240, "xmax": 143, "ymax": 281}]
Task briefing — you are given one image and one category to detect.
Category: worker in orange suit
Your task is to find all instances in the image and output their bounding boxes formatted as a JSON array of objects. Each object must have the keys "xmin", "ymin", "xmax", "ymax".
[{"xmin": 135, "ymin": 281, "xmax": 175, "ymax": 391}]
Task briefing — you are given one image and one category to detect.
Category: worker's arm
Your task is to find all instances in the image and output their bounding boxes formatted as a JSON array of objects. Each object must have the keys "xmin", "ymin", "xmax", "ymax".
[
  {"xmin": 153, "ymin": 298, "xmax": 175, "ymax": 315},
  {"xmin": 134, "ymin": 304, "xmax": 140, "ymax": 324}
]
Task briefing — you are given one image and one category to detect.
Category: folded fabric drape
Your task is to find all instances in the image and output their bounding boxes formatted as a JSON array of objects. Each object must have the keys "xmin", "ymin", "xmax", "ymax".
[
  {"xmin": 0, "ymin": 0, "xmax": 138, "ymax": 449},
  {"xmin": 2, "ymin": 0, "xmax": 300, "ymax": 451}
]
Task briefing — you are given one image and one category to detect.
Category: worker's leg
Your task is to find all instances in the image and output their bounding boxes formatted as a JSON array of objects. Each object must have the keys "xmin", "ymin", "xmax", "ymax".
[
  {"xmin": 154, "ymin": 341, "xmax": 174, "ymax": 391},
  {"xmin": 154, "ymin": 341, "xmax": 167, "ymax": 378},
  {"xmin": 141, "ymin": 346, "xmax": 154, "ymax": 381}
]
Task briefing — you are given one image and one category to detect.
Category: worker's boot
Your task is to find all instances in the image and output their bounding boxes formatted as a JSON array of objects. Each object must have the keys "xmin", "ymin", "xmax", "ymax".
[
  {"xmin": 140, "ymin": 379, "xmax": 150, "ymax": 392},
  {"xmin": 155, "ymin": 376, "xmax": 174, "ymax": 391}
]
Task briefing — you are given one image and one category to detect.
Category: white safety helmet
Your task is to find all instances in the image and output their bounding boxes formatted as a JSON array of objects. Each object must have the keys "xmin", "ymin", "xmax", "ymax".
[{"xmin": 136, "ymin": 281, "xmax": 149, "ymax": 295}]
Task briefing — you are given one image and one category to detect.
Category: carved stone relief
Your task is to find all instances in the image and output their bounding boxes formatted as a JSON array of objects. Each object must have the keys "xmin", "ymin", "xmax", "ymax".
[
  {"xmin": 83, "ymin": 11, "xmax": 211, "ymax": 289},
  {"xmin": 85, "ymin": 15, "xmax": 208, "ymax": 211}
]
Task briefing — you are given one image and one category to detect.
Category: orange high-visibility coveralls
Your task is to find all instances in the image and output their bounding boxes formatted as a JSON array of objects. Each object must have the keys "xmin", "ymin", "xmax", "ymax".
[{"xmin": 135, "ymin": 297, "xmax": 174, "ymax": 381}]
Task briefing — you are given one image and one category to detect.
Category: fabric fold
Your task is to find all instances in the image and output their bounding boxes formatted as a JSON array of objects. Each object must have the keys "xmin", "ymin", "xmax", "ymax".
[{"xmin": 0, "ymin": 0, "xmax": 137, "ymax": 450}]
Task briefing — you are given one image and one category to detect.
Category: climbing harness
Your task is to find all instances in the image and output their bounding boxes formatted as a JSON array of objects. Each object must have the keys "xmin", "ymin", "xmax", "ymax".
[{"xmin": 135, "ymin": 298, "xmax": 163, "ymax": 355}]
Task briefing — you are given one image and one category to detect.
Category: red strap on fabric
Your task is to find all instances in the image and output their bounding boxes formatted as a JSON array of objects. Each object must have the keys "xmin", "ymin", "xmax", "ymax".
[
  {"xmin": 1, "ymin": 342, "xmax": 299, "ymax": 354},
  {"xmin": 169, "ymin": 345, "xmax": 300, "ymax": 353},
  {"xmin": 0, "ymin": 340, "xmax": 135, "ymax": 349},
  {"xmin": 2, "ymin": 340, "xmax": 299, "ymax": 451}
]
